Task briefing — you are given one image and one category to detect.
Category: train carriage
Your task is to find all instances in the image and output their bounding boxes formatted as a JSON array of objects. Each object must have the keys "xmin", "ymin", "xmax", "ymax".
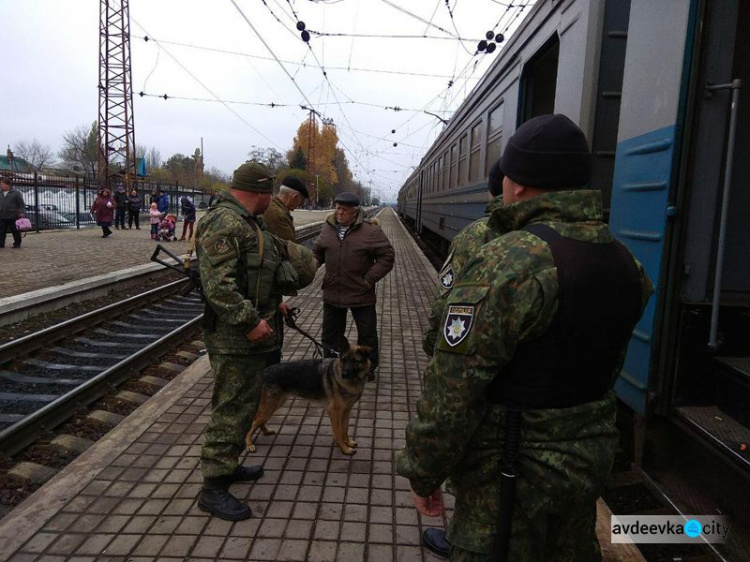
[{"xmin": 401, "ymin": 0, "xmax": 749, "ymax": 556}]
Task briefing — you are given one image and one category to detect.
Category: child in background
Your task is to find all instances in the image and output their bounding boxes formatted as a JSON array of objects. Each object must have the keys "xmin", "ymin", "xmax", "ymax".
[
  {"xmin": 149, "ymin": 202, "xmax": 162, "ymax": 240},
  {"xmin": 159, "ymin": 213, "xmax": 177, "ymax": 242}
]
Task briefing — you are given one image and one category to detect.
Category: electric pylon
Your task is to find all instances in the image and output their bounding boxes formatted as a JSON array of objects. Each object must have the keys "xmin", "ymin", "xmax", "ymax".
[
  {"xmin": 307, "ymin": 109, "xmax": 317, "ymax": 206},
  {"xmin": 98, "ymin": 0, "xmax": 137, "ymax": 191}
]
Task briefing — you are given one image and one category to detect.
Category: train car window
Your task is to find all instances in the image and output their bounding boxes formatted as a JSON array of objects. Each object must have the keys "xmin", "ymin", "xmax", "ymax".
[
  {"xmin": 470, "ymin": 121, "xmax": 483, "ymax": 181},
  {"xmin": 520, "ymin": 34, "xmax": 559, "ymax": 123},
  {"xmin": 437, "ymin": 155, "xmax": 444, "ymax": 192},
  {"xmin": 450, "ymin": 145, "xmax": 458, "ymax": 188},
  {"xmin": 442, "ymin": 150, "xmax": 449, "ymax": 191},
  {"xmin": 458, "ymin": 134, "xmax": 468, "ymax": 187},
  {"xmin": 487, "ymin": 103, "xmax": 504, "ymax": 172}
]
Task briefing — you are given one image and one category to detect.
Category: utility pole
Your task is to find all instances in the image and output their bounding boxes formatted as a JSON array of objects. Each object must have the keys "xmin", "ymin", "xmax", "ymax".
[
  {"xmin": 307, "ymin": 109, "xmax": 317, "ymax": 208},
  {"xmin": 98, "ymin": 0, "xmax": 137, "ymax": 192}
]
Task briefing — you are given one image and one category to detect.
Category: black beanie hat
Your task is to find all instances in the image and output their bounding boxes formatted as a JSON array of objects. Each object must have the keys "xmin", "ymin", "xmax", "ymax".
[
  {"xmin": 498, "ymin": 114, "xmax": 591, "ymax": 189},
  {"xmin": 280, "ymin": 176, "xmax": 310, "ymax": 199}
]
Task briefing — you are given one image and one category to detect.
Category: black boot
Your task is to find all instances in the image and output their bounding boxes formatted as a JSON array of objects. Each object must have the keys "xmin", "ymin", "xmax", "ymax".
[
  {"xmin": 198, "ymin": 477, "xmax": 252, "ymax": 521},
  {"xmin": 422, "ymin": 528, "xmax": 450, "ymax": 559},
  {"xmin": 232, "ymin": 465, "xmax": 264, "ymax": 482}
]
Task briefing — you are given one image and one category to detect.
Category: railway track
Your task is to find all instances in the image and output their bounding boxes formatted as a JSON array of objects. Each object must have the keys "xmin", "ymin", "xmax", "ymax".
[{"xmin": 0, "ymin": 279, "xmax": 203, "ymax": 457}]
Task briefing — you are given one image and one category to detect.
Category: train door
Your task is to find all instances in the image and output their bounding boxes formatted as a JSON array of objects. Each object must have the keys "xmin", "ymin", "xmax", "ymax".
[{"xmin": 608, "ymin": 0, "xmax": 697, "ymax": 415}]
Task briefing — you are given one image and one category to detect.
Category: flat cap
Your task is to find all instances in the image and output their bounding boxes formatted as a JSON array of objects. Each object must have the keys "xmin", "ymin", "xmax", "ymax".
[
  {"xmin": 231, "ymin": 162, "xmax": 275, "ymax": 193},
  {"xmin": 334, "ymin": 191, "xmax": 360, "ymax": 206},
  {"xmin": 281, "ymin": 176, "xmax": 309, "ymax": 199},
  {"xmin": 498, "ymin": 114, "xmax": 591, "ymax": 190}
]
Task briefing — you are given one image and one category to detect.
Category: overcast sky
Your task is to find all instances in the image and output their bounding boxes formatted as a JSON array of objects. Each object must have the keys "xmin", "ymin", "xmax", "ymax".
[{"xmin": 2, "ymin": 0, "xmax": 533, "ymax": 201}]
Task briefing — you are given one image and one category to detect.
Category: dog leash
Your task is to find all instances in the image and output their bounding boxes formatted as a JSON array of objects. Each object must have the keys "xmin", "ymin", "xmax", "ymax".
[{"xmin": 283, "ymin": 307, "xmax": 340, "ymax": 359}]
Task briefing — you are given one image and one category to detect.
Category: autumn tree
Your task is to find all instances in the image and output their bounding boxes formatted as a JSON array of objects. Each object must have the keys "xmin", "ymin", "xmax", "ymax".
[
  {"xmin": 287, "ymin": 117, "xmax": 342, "ymax": 203},
  {"xmin": 289, "ymin": 146, "xmax": 306, "ymax": 170},
  {"xmin": 14, "ymin": 139, "xmax": 55, "ymax": 171},
  {"xmin": 59, "ymin": 122, "xmax": 99, "ymax": 179}
]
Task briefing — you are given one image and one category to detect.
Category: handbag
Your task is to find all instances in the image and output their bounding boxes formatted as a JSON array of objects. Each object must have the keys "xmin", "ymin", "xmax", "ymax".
[{"xmin": 15, "ymin": 217, "xmax": 32, "ymax": 232}]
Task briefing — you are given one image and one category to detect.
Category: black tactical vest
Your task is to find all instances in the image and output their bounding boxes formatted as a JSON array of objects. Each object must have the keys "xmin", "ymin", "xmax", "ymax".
[{"xmin": 488, "ymin": 223, "xmax": 643, "ymax": 409}]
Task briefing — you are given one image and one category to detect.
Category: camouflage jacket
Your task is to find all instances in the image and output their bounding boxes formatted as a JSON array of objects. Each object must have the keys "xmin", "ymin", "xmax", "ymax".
[
  {"xmin": 422, "ymin": 196, "xmax": 505, "ymax": 355},
  {"xmin": 396, "ymin": 190, "xmax": 653, "ymax": 554},
  {"xmin": 195, "ymin": 191, "xmax": 285, "ymax": 353},
  {"xmin": 263, "ymin": 196, "xmax": 296, "ymax": 241}
]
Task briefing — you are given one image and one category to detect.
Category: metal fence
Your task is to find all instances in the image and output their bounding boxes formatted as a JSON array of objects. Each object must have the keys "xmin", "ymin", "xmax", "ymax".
[{"xmin": 0, "ymin": 172, "xmax": 211, "ymax": 231}]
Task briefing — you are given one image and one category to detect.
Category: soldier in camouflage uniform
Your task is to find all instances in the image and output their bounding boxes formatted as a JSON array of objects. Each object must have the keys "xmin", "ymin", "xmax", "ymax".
[
  {"xmin": 196, "ymin": 162, "xmax": 292, "ymax": 521},
  {"xmin": 422, "ymin": 160, "xmax": 506, "ymax": 358},
  {"xmin": 396, "ymin": 115, "xmax": 653, "ymax": 561}
]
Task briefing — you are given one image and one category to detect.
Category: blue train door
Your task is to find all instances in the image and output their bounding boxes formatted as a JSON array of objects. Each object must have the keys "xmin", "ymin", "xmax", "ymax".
[{"xmin": 608, "ymin": 0, "xmax": 697, "ymax": 414}]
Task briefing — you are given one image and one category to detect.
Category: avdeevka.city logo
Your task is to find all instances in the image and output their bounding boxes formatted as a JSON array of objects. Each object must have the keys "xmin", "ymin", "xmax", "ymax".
[{"xmin": 611, "ymin": 515, "xmax": 730, "ymax": 544}]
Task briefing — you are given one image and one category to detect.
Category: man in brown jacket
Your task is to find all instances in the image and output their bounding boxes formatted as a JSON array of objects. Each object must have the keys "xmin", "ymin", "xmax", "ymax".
[
  {"xmin": 263, "ymin": 176, "xmax": 309, "ymax": 241},
  {"xmin": 313, "ymin": 192, "xmax": 394, "ymax": 373}
]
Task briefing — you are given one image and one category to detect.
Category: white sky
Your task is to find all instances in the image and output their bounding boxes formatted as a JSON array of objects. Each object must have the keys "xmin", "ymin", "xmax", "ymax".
[{"xmin": 1, "ymin": 0, "xmax": 533, "ymax": 202}]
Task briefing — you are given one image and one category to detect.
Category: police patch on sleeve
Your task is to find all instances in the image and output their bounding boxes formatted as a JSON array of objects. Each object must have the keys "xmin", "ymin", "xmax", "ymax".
[
  {"xmin": 438, "ymin": 251, "xmax": 454, "ymax": 290},
  {"xmin": 443, "ymin": 304, "xmax": 474, "ymax": 346},
  {"xmin": 213, "ymin": 238, "xmax": 231, "ymax": 255}
]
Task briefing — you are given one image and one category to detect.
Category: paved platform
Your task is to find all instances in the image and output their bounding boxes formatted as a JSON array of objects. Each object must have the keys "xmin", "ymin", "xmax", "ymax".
[
  {"xmin": 0, "ymin": 209, "xmax": 329, "ymax": 300},
  {"xmin": 0, "ymin": 208, "xmax": 642, "ymax": 562}
]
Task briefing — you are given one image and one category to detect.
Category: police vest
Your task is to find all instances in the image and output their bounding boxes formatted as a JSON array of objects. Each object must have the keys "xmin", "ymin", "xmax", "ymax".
[{"xmin": 488, "ymin": 224, "xmax": 642, "ymax": 409}]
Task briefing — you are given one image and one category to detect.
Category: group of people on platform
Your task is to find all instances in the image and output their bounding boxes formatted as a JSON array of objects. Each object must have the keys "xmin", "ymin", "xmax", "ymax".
[
  {"xmin": 90, "ymin": 187, "xmax": 197, "ymax": 241},
  {"xmin": 193, "ymin": 115, "xmax": 653, "ymax": 562}
]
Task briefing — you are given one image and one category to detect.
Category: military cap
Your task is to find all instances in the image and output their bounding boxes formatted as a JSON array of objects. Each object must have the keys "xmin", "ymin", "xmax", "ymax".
[
  {"xmin": 231, "ymin": 162, "xmax": 275, "ymax": 193},
  {"xmin": 498, "ymin": 114, "xmax": 591, "ymax": 190},
  {"xmin": 334, "ymin": 191, "xmax": 360, "ymax": 206},
  {"xmin": 281, "ymin": 176, "xmax": 309, "ymax": 199}
]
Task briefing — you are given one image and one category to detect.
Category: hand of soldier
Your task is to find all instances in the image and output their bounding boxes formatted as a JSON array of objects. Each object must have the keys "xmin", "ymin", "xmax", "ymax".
[
  {"xmin": 247, "ymin": 319, "xmax": 274, "ymax": 341},
  {"xmin": 410, "ymin": 488, "xmax": 445, "ymax": 517},
  {"xmin": 279, "ymin": 302, "xmax": 291, "ymax": 318}
]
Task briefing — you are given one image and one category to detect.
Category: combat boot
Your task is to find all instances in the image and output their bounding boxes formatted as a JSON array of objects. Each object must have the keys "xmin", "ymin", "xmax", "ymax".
[
  {"xmin": 198, "ymin": 477, "xmax": 252, "ymax": 521},
  {"xmin": 232, "ymin": 465, "xmax": 264, "ymax": 482},
  {"xmin": 422, "ymin": 528, "xmax": 450, "ymax": 558}
]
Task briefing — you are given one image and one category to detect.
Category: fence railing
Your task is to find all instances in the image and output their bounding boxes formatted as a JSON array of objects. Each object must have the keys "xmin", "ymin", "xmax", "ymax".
[{"xmin": 0, "ymin": 172, "xmax": 211, "ymax": 231}]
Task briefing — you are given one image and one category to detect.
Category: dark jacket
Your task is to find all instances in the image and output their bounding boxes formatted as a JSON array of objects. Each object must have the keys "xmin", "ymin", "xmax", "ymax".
[
  {"xmin": 0, "ymin": 188, "xmax": 26, "ymax": 220},
  {"xmin": 114, "ymin": 190, "xmax": 128, "ymax": 209},
  {"xmin": 157, "ymin": 193, "xmax": 169, "ymax": 214},
  {"xmin": 313, "ymin": 210, "xmax": 395, "ymax": 308},
  {"xmin": 181, "ymin": 196, "xmax": 196, "ymax": 222},
  {"xmin": 128, "ymin": 194, "xmax": 142, "ymax": 212},
  {"xmin": 91, "ymin": 195, "xmax": 116, "ymax": 223}
]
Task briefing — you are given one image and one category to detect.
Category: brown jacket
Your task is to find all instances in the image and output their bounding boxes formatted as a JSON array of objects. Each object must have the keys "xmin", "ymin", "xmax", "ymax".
[
  {"xmin": 263, "ymin": 196, "xmax": 296, "ymax": 241},
  {"xmin": 313, "ymin": 210, "xmax": 395, "ymax": 308}
]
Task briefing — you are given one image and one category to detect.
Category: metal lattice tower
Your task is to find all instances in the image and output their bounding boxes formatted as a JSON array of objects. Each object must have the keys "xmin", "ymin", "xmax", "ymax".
[{"xmin": 98, "ymin": 0, "xmax": 137, "ymax": 191}]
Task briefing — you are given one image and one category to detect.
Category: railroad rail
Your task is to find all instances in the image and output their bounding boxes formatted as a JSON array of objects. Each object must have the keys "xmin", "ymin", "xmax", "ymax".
[{"xmin": 0, "ymin": 279, "xmax": 203, "ymax": 456}]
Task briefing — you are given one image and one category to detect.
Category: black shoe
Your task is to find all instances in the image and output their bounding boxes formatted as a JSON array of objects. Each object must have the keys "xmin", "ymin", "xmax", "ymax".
[
  {"xmin": 198, "ymin": 485, "xmax": 252, "ymax": 521},
  {"xmin": 422, "ymin": 528, "xmax": 450, "ymax": 559},
  {"xmin": 12, "ymin": 244, "xmax": 20, "ymax": 249},
  {"xmin": 232, "ymin": 465, "xmax": 264, "ymax": 482}
]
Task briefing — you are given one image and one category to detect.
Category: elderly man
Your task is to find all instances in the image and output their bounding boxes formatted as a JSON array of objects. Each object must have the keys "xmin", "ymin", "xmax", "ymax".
[
  {"xmin": 263, "ymin": 176, "xmax": 309, "ymax": 241},
  {"xmin": 313, "ymin": 192, "xmax": 394, "ymax": 374}
]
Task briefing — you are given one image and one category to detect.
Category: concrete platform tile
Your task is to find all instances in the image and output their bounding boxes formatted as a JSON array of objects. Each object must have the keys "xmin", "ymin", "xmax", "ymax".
[
  {"xmin": 74, "ymin": 533, "xmax": 115, "ymax": 556},
  {"xmin": 318, "ymin": 503, "xmax": 343, "ymax": 521},
  {"xmin": 230, "ymin": 517, "xmax": 260, "ymax": 538},
  {"xmin": 111, "ymin": 498, "xmax": 145, "ymax": 515},
  {"xmin": 190, "ymin": 535, "xmax": 225, "ymax": 558},
  {"xmin": 219, "ymin": 536, "xmax": 253, "ymax": 560},
  {"xmin": 160, "ymin": 534, "xmax": 197, "ymax": 558},
  {"xmin": 313, "ymin": 520, "xmax": 339, "ymax": 540},
  {"xmin": 396, "ymin": 545, "xmax": 424, "ymax": 562},
  {"xmin": 284, "ymin": 519, "xmax": 313, "ymax": 540},
  {"xmin": 41, "ymin": 513, "xmax": 77, "ymax": 533},
  {"xmin": 344, "ymin": 503, "xmax": 368, "ymax": 522},
  {"xmin": 175, "ymin": 516, "xmax": 208, "ymax": 535},
  {"xmin": 21, "ymin": 531, "xmax": 58, "ymax": 553},
  {"xmin": 247, "ymin": 537, "xmax": 281, "ymax": 561},
  {"xmin": 368, "ymin": 544, "xmax": 394, "ymax": 562},
  {"xmin": 292, "ymin": 502, "xmax": 318, "ymax": 520},
  {"xmin": 395, "ymin": 524, "xmax": 421, "ymax": 546},
  {"xmin": 307, "ymin": 540, "xmax": 337, "ymax": 562},
  {"xmin": 339, "ymin": 542, "xmax": 366, "ymax": 562},
  {"xmin": 277, "ymin": 539, "xmax": 310, "ymax": 562},
  {"xmin": 46, "ymin": 533, "xmax": 86, "ymax": 555},
  {"xmin": 131, "ymin": 534, "xmax": 169, "ymax": 557},
  {"xmin": 94, "ymin": 515, "xmax": 130, "ymax": 534},
  {"xmin": 265, "ymin": 500, "xmax": 294, "ymax": 519},
  {"xmin": 341, "ymin": 521, "xmax": 367, "ymax": 542},
  {"xmin": 257, "ymin": 518, "xmax": 287, "ymax": 538},
  {"xmin": 6, "ymin": 553, "xmax": 38, "ymax": 562},
  {"xmin": 122, "ymin": 515, "xmax": 157, "ymax": 534},
  {"xmin": 202, "ymin": 517, "xmax": 233, "ymax": 537},
  {"xmin": 150, "ymin": 515, "xmax": 182, "ymax": 534},
  {"xmin": 370, "ymin": 523, "xmax": 394, "ymax": 544}
]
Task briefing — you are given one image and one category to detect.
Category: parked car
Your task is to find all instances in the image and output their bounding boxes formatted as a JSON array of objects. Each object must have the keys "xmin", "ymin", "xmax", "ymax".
[{"xmin": 26, "ymin": 206, "xmax": 72, "ymax": 229}]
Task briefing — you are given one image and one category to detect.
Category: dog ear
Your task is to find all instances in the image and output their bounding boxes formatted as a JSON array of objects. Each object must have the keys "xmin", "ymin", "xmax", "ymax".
[{"xmin": 339, "ymin": 335, "xmax": 351, "ymax": 351}]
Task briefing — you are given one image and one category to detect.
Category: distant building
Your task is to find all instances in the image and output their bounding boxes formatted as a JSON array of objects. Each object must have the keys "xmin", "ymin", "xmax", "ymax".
[{"xmin": 0, "ymin": 155, "xmax": 34, "ymax": 173}]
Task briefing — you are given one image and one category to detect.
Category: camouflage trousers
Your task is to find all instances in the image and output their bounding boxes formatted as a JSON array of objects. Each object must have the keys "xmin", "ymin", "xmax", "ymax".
[
  {"xmin": 448, "ymin": 498, "xmax": 601, "ymax": 562},
  {"xmin": 200, "ymin": 351, "xmax": 272, "ymax": 479}
]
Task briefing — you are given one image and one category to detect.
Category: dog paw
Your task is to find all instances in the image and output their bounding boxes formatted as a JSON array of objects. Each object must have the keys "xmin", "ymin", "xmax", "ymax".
[
  {"xmin": 341, "ymin": 446, "xmax": 356, "ymax": 455},
  {"xmin": 346, "ymin": 439, "xmax": 357, "ymax": 448},
  {"xmin": 245, "ymin": 443, "xmax": 256, "ymax": 453}
]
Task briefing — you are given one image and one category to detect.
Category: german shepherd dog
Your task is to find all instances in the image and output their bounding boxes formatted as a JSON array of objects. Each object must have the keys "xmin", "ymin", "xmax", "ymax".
[{"xmin": 246, "ymin": 337, "xmax": 372, "ymax": 455}]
